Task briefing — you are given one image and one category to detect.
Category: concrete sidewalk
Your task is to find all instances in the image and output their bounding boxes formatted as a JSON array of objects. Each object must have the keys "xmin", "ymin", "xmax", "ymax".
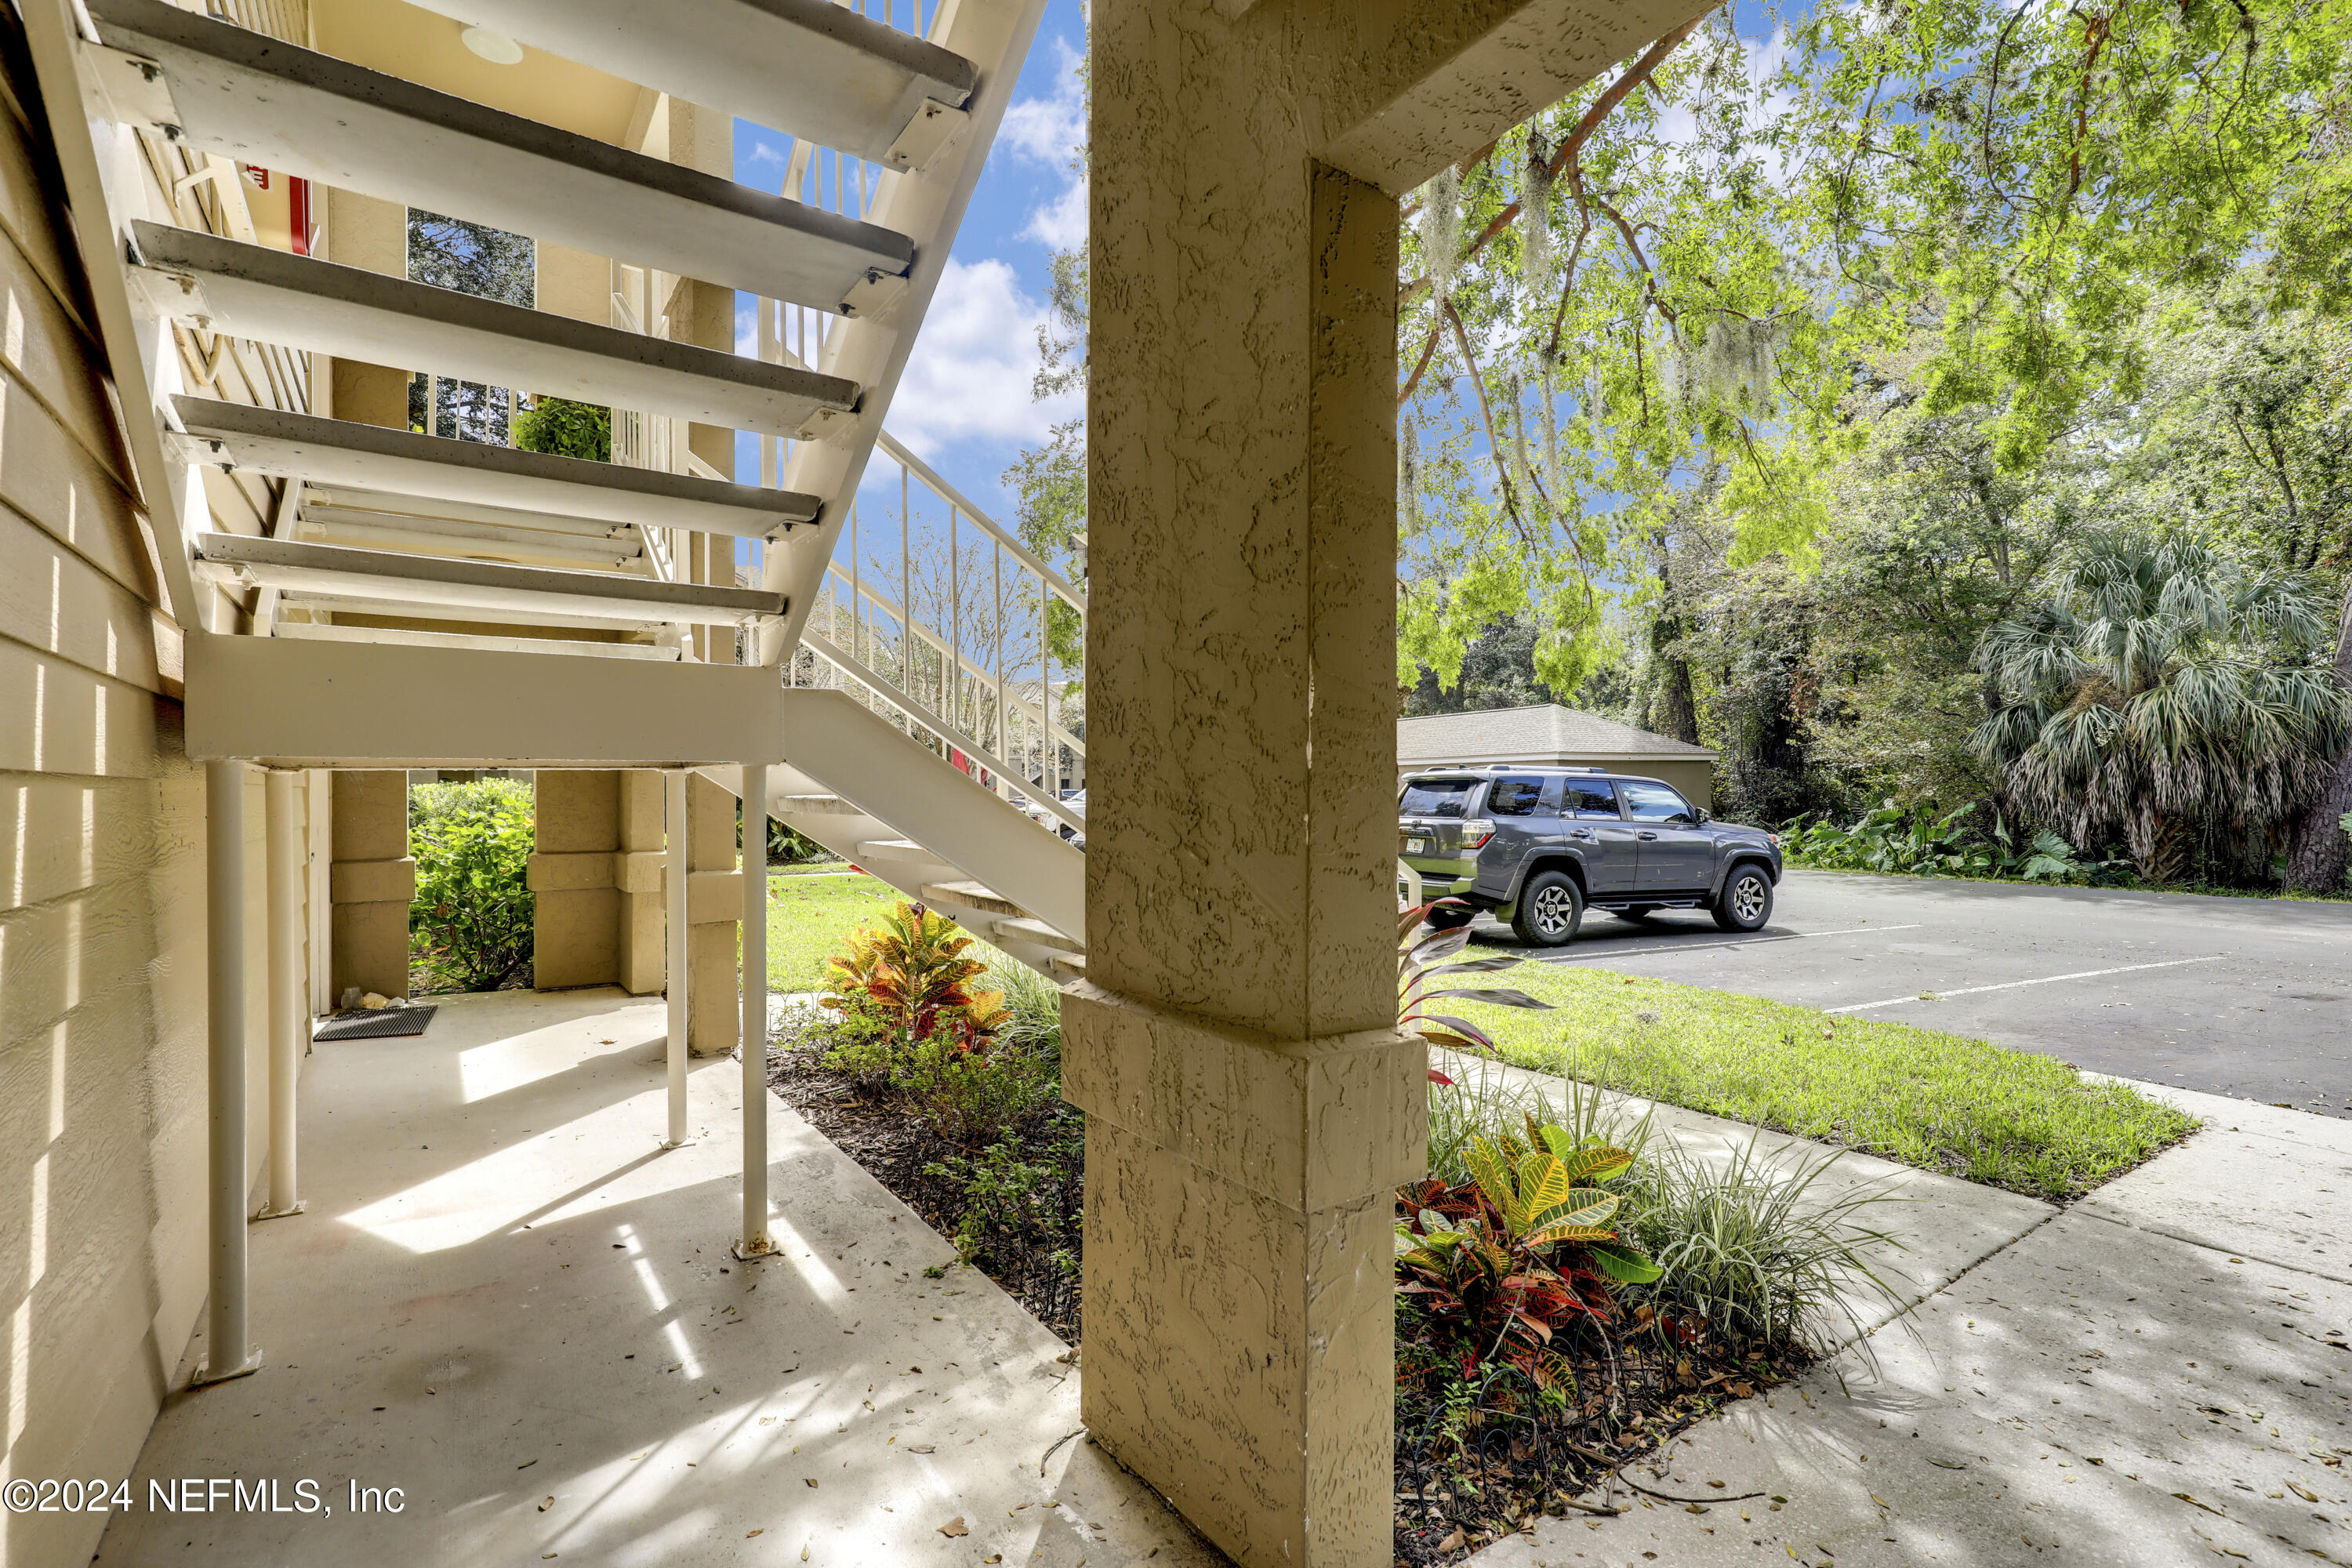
[
  {"xmin": 1465, "ymin": 1076, "xmax": 2352, "ymax": 1568},
  {"xmin": 100, "ymin": 988, "xmax": 1216, "ymax": 1568}
]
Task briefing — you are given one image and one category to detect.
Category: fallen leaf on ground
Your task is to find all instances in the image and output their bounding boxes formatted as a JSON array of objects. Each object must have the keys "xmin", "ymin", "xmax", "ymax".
[
  {"xmin": 939, "ymin": 1518, "xmax": 968, "ymax": 1537},
  {"xmin": 1437, "ymin": 1526, "xmax": 1466, "ymax": 1551},
  {"xmin": 537, "ymin": 1497, "xmax": 553, "ymax": 1512}
]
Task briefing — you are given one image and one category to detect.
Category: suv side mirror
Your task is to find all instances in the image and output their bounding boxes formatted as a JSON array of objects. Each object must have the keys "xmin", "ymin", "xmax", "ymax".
[{"xmin": 1695, "ymin": 808, "xmax": 1712, "ymax": 824}]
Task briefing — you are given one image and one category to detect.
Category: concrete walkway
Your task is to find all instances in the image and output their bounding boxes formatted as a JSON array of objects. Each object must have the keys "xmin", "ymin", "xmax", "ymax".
[
  {"xmin": 1464, "ymin": 1073, "xmax": 2352, "ymax": 1568},
  {"xmin": 100, "ymin": 988, "xmax": 1216, "ymax": 1567}
]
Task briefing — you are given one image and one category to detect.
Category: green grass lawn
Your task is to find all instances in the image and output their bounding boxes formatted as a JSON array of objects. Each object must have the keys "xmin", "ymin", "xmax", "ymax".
[
  {"xmin": 766, "ymin": 871, "xmax": 898, "ymax": 992},
  {"xmin": 763, "ymin": 871, "xmax": 1020, "ymax": 993},
  {"xmin": 1450, "ymin": 962, "xmax": 2198, "ymax": 1200}
]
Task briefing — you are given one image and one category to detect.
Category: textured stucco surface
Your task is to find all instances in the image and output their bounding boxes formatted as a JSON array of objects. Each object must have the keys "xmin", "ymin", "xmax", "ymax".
[
  {"xmin": 329, "ymin": 768, "xmax": 410, "ymax": 998},
  {"xmin": 1080, "ymin": 5, "xmax": 1717, "ymax": 1559}
]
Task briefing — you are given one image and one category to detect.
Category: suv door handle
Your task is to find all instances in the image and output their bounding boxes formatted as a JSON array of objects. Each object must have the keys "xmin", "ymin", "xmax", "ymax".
[
  {"xmin": 1637, "ymin": 830, "xmax": 1659, "ymax": 840},
  {"xmin": 1568, "ymin": 827, "xmax": 1594, "ymax": 839}
]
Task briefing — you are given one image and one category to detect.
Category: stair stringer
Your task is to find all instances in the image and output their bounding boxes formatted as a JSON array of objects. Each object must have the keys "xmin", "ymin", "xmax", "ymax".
[{"xmin": 698, "ymin": 688, "xmax": 1085, "ymax": 978}]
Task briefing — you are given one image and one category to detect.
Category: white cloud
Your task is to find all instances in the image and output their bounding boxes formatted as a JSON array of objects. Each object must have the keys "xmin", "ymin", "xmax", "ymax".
[
  {"xmin": 1000, "ymin": 37, "xmax": 1087, "ymax": 250},
  {"xmin": 1025, "ymin": 176, "xmax": 1087, "ymax": 249},
  {"xmin": 885, "ymin": 257, "xmax": 1080, "ymax": 457},
  {"xmin": 1000, "ymin": 38, "xmax": 1084, "ymax": 165}
]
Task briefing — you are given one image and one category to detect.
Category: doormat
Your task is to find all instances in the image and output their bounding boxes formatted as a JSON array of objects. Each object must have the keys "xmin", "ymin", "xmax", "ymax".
[{"xmin": 312, "ymin": 1005, "xmax": 437, "ymax": 1043}]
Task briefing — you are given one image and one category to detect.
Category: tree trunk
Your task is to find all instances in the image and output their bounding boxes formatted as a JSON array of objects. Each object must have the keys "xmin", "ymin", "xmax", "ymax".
[
  {"xmin": 2283, "ymin": 577, "xmax": 2352, "ymax": 894},
  {"xmin": 1647, "ymin": 544, "xmax": 1700, "ymax": 746}
]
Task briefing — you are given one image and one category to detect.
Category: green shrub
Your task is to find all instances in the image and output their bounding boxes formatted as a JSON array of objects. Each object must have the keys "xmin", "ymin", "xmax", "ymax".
[
  {"xmin": 1425, "ymin": 1067, "xmax": 1904, "ymax": 1359},
  {"xmin": 512, "ymin": 395, "xmax": 611, "ymax": 462},
  {"xmin": 1781, "ymin": 799, "xmax": 2123, "ymax": 883},
  {"xmin": 924, "ymin": 1113, "xmax": 1083, "ymax": 1272},
  {"xmin": 408, "ymin": 779, "xmax": 535, "ymax": 993}
]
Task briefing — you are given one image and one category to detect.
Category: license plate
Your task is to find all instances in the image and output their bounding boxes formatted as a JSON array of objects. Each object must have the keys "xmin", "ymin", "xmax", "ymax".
[{"xmin": 1406, "ymin": 837, "xmax": 1425, "ymax": 853}]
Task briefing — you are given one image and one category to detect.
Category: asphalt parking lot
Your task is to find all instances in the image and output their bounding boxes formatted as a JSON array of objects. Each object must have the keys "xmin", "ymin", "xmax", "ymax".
[{"xmin": 1465, "ymin": 868, "xmax": 2352, "ymax": 1116}]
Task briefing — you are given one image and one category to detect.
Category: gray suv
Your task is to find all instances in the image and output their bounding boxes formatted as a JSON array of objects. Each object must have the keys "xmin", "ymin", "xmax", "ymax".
[{"xmin": 1398, "ymin": 766, "xmax": 1783, "ymax": 946}]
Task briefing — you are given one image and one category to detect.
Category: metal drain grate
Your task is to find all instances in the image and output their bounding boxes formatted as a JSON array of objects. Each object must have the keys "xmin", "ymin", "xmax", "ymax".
[{"xmin": 312, "ymin": 1005, "xmax": 437, "ymax": 1043}]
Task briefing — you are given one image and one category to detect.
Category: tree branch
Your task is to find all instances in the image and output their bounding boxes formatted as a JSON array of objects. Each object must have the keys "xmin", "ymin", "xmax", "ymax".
[{"xmin": 1401, "ymin": 13, "xmax": 1711, "ymax": 306}]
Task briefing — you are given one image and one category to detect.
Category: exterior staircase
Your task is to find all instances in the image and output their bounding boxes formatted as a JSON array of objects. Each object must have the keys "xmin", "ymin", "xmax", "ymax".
[{"xmin": 27, "ymin": 0, "xmax": 1088, "ymax": 971}]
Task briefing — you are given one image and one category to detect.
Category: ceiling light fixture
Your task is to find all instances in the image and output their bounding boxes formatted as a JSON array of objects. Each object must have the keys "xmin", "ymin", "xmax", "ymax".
[{"xmin": 459, "ymin": 27, "xmax": 524, "ymax": 65}]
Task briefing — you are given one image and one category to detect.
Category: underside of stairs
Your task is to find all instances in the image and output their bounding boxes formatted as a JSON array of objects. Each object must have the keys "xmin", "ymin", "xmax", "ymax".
[{"xmin": 34, "ymin": 0, "xmax": 1083, "ymax": 978}]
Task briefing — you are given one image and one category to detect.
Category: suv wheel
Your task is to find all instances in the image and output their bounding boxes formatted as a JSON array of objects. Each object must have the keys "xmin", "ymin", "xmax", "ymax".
[
  {"xmin": 1712, "ymin": 865, "xmax": 1773, "ymax": 932},
  {"xmin": 1511, "ymin": 870, "xmax": 1584, "ymax": 947}
]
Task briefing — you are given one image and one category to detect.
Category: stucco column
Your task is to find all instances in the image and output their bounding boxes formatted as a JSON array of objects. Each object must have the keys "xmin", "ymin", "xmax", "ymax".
[
  {"xmin": 318, "ymin": 187, "xmax": 408, "ymax": 427},
  {"xmin": 530, "ymin": 771, "xmax": 619, "ymax": 989},
  {"xmin": 615, "ymin": 771, "xmax": 667, "ymax": 994},
  {"xmin": 328, "ymin": 769, "xmax": 412, "ymax": 1000},
  {"xmin": 1063, "ymin": 9, "xmax": 1424, "ymax": 1565}
]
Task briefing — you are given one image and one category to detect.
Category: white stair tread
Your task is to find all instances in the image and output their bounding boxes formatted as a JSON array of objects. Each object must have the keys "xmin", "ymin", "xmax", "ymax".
[
  {"xmin": 274, "ymin": 620, "xmax": 679, "ymax": 662},
  {"xmin": 992, "ymin": 916, "xmax": 1082, "ymax": 955},
  {"xmin": 172, "ymin": 397, "xmax": 816, "ymax": 541},
  {"xmin": 855, "ymin": 839, "xmax": 953, "ymax": 866},
  {"xmin": 919, "ymin": 880, "xmax": 1025, "ymax": 918},
  {"xmin": 295, "ymin": 506, "xmax": 642, "ymax": 572},
  {"xmin": 92, "ymin": 0, "xmax": 912, "ymax": 314},
  {"xmin": 773, "ymin": 794, "xmax": 862, "ymax": 816},
  {"xmin": 194, "ymin": 532, "xmax": 785, "ymax": 629},
  {"xmin": 133, "ymin": 225, "xmax": 858, "ymax": 441},
  {"xmin": 1049, "ymin": 952, "xmax": 1086, "ymax": 978},
  {"xmin": 395, "ymin": 0, "xmax": 977, "ymax": 164}
]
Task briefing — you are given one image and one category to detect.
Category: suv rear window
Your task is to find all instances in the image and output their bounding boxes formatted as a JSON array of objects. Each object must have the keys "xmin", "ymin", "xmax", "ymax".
[
  {"xmin": 1486, "ymin": 777, "xmax": 1549, "ymax": 816},
  {"xmin": 1399, "ymin": 780, "xmax": 1476, "ymax": 818}
]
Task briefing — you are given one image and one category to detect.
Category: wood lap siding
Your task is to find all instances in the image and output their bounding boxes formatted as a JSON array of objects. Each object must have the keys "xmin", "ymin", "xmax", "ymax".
[{"xmin": 0, "ymin": 15, "xmax": 216, "ymax": 1568}]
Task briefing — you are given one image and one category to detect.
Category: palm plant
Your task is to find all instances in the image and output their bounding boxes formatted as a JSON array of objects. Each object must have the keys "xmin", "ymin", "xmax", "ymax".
[
  {"xmin": 1972, "ymin": 534, "xmax": 2350, "ymax": 884},
  {"xmin": 1397, "ymin": 900, "xmax": 1552, "ymax": 1086}
]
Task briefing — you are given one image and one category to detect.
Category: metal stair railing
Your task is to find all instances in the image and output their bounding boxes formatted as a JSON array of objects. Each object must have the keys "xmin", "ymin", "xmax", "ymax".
[{"xmin": 782, "ymin": 428, "xmax": 1087, "ymax": 835}]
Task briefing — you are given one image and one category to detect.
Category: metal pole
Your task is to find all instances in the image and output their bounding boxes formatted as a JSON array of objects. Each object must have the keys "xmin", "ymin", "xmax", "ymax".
[
  {"xmin": 260, "ymin": 769, "xmax": 303, "ymax": 1218},
  {"xmin": 1040, "ymin": 570, "xmax": 1054, "ymax": 800},
  {"xmin": 735, "ymin": 762, "xmax": 774, "ymax": 1259},
  {"xmin": 902, "ymin": 462, "xmax": 912, "ymax": 693},
  {"xmin": 196, "ymin": 759, "xmax": 259, "ymax": 1385},
  {"xmin": 993, "ymin": 547, "xmax": 1006, "ymax": 797},
  {"xmin": 949, "ymin": 510, "xmax": 961, "ymax": 731},
  {"xmin": 662, "ymin": 770, "xmax": 691, "ymax": 1148}
]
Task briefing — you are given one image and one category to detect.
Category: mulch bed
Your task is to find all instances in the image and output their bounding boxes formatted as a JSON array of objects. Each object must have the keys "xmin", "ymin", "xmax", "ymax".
[
  {"xmin": 768, "ymin": 1012, "xmax": 1804, "ymax": 1568},
  {"xmin": 1391, "ymin": 1323, "xmax": 1806, "ymax": 1564},
  {"xmin": 766, "ymin": 1020, "xmax": 1082, "ymax": 1343}
]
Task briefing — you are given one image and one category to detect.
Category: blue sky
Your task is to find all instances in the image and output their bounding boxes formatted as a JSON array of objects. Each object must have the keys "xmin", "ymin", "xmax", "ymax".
[{"xmin": 729, "ymin": 0, "xmax": 1088, "ymax": 526}]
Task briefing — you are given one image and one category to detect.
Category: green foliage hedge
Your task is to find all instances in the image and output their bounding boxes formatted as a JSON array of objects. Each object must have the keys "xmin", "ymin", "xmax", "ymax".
[{"xmin": 409, "ymin": 779, "xmax": 535, "ymax": 993}]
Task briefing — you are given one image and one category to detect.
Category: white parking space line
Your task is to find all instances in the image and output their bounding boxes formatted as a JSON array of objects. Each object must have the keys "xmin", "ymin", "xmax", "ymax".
[
  {"xmin": 1537, "ymin": 923, "xmax": 1923, "ymax": 964},
  {"xmin": 1823, "ymin": 955, "xmax": 2230, "ymax": 1014}
]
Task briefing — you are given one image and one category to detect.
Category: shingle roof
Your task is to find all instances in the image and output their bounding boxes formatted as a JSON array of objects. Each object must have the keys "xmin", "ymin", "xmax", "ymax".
[{"xmin": 1397, "ymin": 703, "xmax": 1716, "ymax": 764}]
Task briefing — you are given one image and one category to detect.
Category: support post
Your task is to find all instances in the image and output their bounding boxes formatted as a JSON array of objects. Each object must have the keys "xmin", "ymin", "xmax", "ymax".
[
  {"xmin": 194, "ymin": 759, "xmax": 260, "ymax": 1385},
  {"xmin": 662, "ymin": 769, "xmax": 691, "ymax": 1148},
  {"xmin": 259, "ymin": 768, "xmax": 304, "ymax": 1218},
  {"xmin": 734, "ymin": 762, "xmax": 775, "ymax": 1260}
]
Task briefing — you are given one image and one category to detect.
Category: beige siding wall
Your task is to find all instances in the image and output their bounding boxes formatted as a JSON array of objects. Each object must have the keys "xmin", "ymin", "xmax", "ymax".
[{"xmin": 0, "ymin": 33, "xmax": 279, "ymax": 1568}]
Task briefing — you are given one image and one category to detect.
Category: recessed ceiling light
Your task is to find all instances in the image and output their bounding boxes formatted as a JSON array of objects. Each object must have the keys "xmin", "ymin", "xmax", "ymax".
[{"xmin": 460, "ymin": 26, "xmax": 523, "ymax": 65}]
